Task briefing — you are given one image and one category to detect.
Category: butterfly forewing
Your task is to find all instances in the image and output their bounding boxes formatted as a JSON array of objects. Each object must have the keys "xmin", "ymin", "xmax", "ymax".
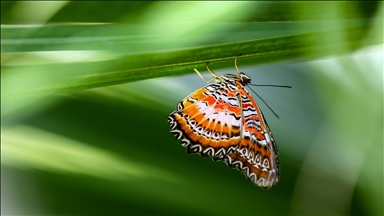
[
  {"xmin": 224, "ymin": 84, "xmax": 280, "ymax": 188},
  {"xmin": 168, "ymin": 69, "xmax": 280, "ymax": 189}
]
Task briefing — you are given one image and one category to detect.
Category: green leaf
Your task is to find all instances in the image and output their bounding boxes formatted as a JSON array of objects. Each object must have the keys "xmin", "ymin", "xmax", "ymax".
[
  {"xmin": 2, "ymin": 23, "xmax": 382, "ymax": 100},
  {"xmin": 1, "ymin": 1, "xmax": 383, "ymax": 100}
]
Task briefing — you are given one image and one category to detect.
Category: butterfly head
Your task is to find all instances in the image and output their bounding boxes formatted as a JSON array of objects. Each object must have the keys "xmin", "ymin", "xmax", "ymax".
[
  {"xmin": 222, "ymin": 72, "xmax": 251, "ymax": 86},
  {"xmin": 239, "ymin": 72, "xmax": 251, "ymax": 85}
]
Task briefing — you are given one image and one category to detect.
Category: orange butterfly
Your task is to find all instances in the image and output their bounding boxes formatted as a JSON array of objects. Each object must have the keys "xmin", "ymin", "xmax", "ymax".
[{"xmin": 168, "ymin": 55, "xmax": 289, "ymax": 189}]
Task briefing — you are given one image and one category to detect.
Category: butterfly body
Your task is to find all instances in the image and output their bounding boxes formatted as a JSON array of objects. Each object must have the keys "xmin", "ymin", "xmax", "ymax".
[{"xmin": 168, "ymin": 62, "xmax": 280, "ymax": 189}]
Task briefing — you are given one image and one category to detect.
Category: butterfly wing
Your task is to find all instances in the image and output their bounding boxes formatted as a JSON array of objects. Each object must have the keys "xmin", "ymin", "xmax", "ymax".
[
  {"xmin": 168, "ymin": 80, "xmax": 280, "ymax": 189},
  {"xmin": 224, "ymin": 84, "xmax": 280, "ymax": 189},
  {"xmin": 168, "ymin": 82, "xmax": 243, "ymax": 159}
]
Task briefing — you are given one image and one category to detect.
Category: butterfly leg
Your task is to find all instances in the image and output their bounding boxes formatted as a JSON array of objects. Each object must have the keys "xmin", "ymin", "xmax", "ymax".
[
  {"xmin": 234, "ymin": 54, "xmax": 242, "ymax": 77},
  {"xmin": 194, "ymin": 68, "xmax": 216, "ymax": 83},
  {"xmin": 194, "ymin": 62, "xmax": 225, "ymax": 83},
  {"xmin": 205, "ymin": 62, "xmax": 226, "ymax": 82}
]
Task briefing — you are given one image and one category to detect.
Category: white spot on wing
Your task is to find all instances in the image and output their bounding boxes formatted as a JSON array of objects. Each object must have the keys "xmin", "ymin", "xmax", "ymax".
[
  {"xmin": 216, "ymin": 112, "xmax": 227, "ymax": 124},
  {"xmin": 265, "ymin": 133, "xmax": 272, "ymax": 144},
  {"xmin": 229, "ymin": 114, "xmax": 240, "ymax": 127},
  {"xmin": 243, "ymin": 109, "xmax": 256, "ymax": 117},
  {"xmin": 228, "ymin": 98, "xmax": 238, "ymax": 106},
  {"xmin": 206, "ymin": 112, "xmax": 218, "ymax": 121}
]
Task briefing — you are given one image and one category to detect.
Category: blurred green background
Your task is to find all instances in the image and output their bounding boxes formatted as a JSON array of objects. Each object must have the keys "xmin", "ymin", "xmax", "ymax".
[{"xmin": 1, "ymin": 1, "xmax": 383, "ymax": 215}]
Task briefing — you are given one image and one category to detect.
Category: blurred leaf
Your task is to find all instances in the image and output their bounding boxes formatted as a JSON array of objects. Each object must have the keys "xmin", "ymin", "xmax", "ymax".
[
  {"xmin": 2, "ymin": 23, "xmax": 382, "ymax": 100},
  {"xmin": 2, "ymin": 124, "xmax": 179, "ymax": 182},
  {"xmin": 1, "ymin": 1, "xmax": 380, "ymax": 24},
  {"xmin": 2, "ymin": 1, "xmax": 382, "ymax": 100},
  {"xmin": 1, "ymin": 1, "xmax": 383, "ymax": 215}
]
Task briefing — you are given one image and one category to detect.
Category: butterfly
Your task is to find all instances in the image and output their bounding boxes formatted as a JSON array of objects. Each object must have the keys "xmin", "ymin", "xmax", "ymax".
[{"xmin": 168, "ymin": 55, "xmax": 287, "ymax": 189}]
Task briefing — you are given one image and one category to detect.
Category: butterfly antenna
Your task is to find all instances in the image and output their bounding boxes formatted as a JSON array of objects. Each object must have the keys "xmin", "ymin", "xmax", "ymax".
[
  {"xmin": 249, "ymin": 84, "xmax": 292, "ymax": 88},
  {"xmin": 247, "ymin": 87, "xmax": 280, "ymax": 119}
]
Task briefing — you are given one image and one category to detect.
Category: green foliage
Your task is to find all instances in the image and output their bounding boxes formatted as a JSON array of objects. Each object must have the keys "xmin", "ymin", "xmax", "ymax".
[{"xmin": 1, "ymin": 1, "xmax": 383, "ymax": 215}]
